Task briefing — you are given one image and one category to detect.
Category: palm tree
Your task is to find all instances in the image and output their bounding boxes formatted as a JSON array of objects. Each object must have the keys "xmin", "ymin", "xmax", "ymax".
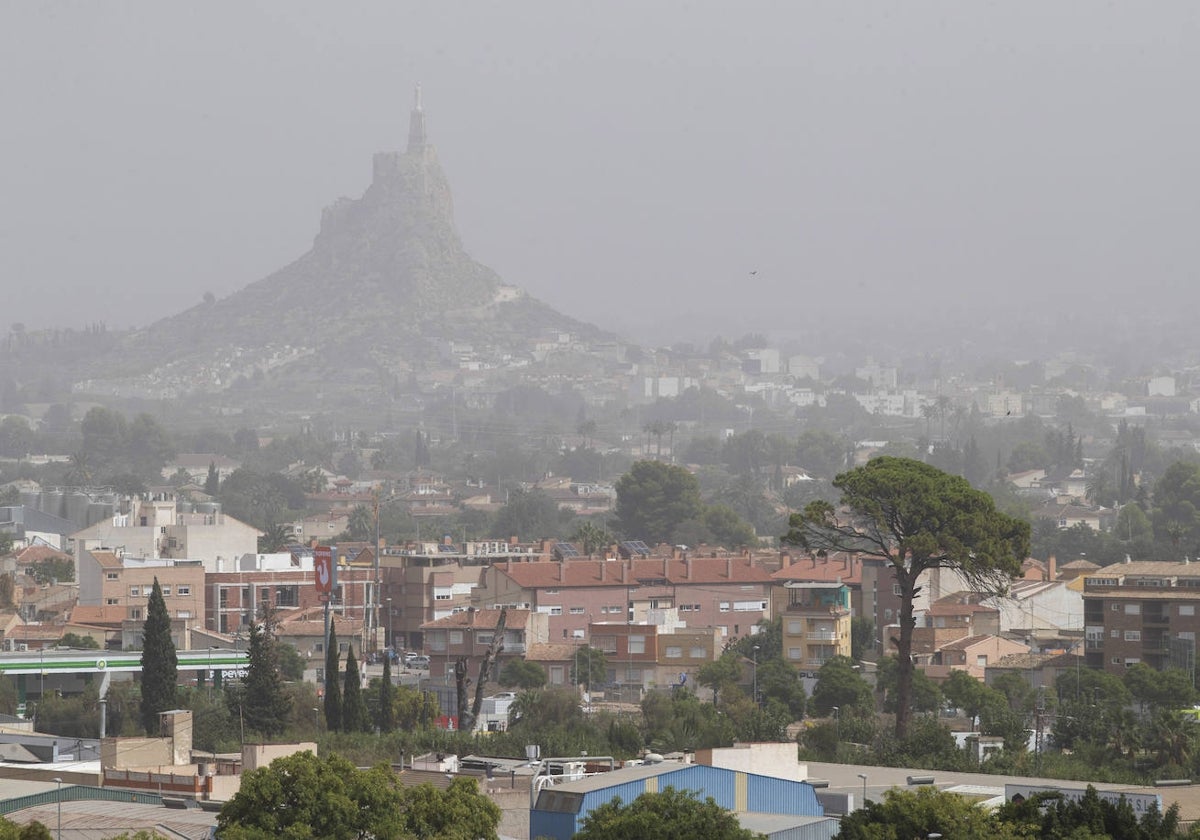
[
  {"xmin": 258, "ymin": 522, "xmax": 294, "ymax": 553},
  {"xmin": 65, "ymin": 452, "xmax": 94, "ymax": 486}
]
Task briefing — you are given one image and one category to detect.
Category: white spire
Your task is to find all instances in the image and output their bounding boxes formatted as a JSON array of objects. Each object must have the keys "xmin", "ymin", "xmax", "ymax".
[{"xmin": 414, "ymin": 83, "xmax": 423, "ymax": 112}]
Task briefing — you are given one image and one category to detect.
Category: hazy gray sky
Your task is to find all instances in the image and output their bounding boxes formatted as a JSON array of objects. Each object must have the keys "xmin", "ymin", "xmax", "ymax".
[{"xmin": 3, "ymin": 2, "xmax": 1198, "ymax": 343}]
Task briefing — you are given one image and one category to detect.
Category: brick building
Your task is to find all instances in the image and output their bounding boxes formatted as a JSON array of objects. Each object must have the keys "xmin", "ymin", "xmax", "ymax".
[{"xmin": 1082, "ymin": 559, "xmax": 1200, "ymax": 675}]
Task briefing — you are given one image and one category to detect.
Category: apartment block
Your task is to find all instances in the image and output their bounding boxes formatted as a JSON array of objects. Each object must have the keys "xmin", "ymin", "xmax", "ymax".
[
  {"xmin": 1082, "ymin": 560, "xmax": 1200, "ymax": 675},
  {"xmin": 772, "ymin": 581, "xmax": 851, "ymax": 672}
]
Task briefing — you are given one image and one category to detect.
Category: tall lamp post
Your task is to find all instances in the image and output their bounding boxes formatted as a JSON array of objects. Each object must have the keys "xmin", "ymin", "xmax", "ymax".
[
  {"xmin": 857, "ymin": 772, "xmax": 868, "ymax": 806},
  {"xmin": 832, "ymin": 706, "xmax": 840, "ymax": 742},
  {"xmin": 751, "ymin": 645, "xmax": 760, "ymax": 706},
  {"xmin": 53, "ymin": 776, "xmax": 62, "ymax": 840}
]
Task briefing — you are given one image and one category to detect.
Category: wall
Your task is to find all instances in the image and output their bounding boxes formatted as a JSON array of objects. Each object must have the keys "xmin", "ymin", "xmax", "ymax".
[
  {"xmin": 101, "ymin": 737, "xmax": 171, "ymax": 769},
  {"xmin": 242, "ymin": 742, "xmax": 318, "ymax": 772},
  {"xmin": 696, "ymin": 742, "xmax": 808, "ymax": 783}
]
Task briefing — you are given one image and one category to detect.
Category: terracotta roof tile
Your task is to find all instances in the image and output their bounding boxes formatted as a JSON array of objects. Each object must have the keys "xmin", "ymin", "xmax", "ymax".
[
  {"xmin": 498, "ymin": 557, "xmax": 771, "ymax": 589},
  {"xmin": 421, "ymin": 608, "xmax": 530, "ymax": 630}
]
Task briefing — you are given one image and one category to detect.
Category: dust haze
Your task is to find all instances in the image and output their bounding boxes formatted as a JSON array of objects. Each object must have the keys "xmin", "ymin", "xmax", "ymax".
[{"xmin": 3, "ymin": 2, "xmax": 1198, "ymax": 352}]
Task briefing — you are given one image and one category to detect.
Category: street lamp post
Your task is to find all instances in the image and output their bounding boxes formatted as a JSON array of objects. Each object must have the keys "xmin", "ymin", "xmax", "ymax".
[
  {"xmin": 857, "ymin": 772, "xmax": 868, "ymax": 806},
  {"xmin": 752, "ymin": 645, "xmax": 760, "ymax": 706},
  {"xmin": 53, "ymin": 776, "xmax": 62, "ymax": 840},
  {"xmin": 385, "ymin": 598, "xmax": 392, "ymax": 652},
  {"xmin": 832, "ymin": 706, "xmax": 840, "ymax": 742}
]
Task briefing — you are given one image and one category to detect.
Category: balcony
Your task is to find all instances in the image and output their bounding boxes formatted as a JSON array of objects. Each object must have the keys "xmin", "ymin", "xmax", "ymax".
[{"xmin": 806, "ymin": 630, "xmax": 838, "ymax": 642}]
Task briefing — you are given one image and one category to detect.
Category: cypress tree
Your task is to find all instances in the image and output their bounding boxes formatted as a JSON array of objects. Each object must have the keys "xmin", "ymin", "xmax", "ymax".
[
  {"xmin": 241, "ymin": 621, "xmax": 292, "ymax": 737},
  {"xmin": 139, "ymin": 577, "xmax": 178, "ymax": 734},
  {"xmin": 378, "ymin": 655, "xmax": 395, "ymax": 733},
  {"xmin": 342, "ymin": 647, "xmax": 369, "ymax": 732},
  {"xmin": 323, "ymin": 626, "xmax": 341, "ymax": 732},
  {"xmin": 204, "ymin": 461, "xmax": 220, "ymax": 496}
]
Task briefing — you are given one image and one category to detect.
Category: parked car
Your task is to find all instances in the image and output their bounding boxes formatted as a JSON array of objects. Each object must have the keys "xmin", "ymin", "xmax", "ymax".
[{"xmin": 409, "ymin": 655, "xmax": 430, "ymax": 670}]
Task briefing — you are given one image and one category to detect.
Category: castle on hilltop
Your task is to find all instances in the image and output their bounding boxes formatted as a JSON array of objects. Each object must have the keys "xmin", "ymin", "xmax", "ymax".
[{"xmin": 371, "ymin": 84, "xmax": 436, "ymax": 185}]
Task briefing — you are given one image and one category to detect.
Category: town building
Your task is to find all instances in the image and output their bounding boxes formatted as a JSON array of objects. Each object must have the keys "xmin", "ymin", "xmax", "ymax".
[
  {"xmin": 771, "ymin": 580, "xmax": 852, "ymax": 673},
  {"xmin": 1081, "ymin": 559, "xmax": 1200, "ymax": 675}
]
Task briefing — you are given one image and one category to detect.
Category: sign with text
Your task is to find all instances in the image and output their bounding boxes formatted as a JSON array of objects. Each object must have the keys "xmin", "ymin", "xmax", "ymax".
[
  {"xmin": 314, "ymin": 546, "xmax": 334, "ymax": 594},
  {"xmin": 1006, "ymin": 785, "xmax": 1161, "ymax": 814}
]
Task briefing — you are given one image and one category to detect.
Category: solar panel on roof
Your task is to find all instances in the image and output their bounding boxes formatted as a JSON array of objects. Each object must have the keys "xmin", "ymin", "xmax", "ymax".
[
  {"xmin": 437, "ymin": 544, "xmax": 459, "ymax": 553},
  {"xmin": 620, "ymin": 540, "xmax": 651, "ymax": 557},
  {"xmin": 553, "ymin": 542, "xmax": 579, "ymax": 559}
]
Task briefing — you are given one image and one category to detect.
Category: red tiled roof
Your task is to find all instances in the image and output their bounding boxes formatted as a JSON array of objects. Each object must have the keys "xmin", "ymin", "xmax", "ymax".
[
  {"xmin": 939, "ymin": 634, "xmax": 1005, "ymax": 651},
  {"xmin": 15, "ymin": 545, "xmax": 72, "ymax": 565},
  {"xmin": 771, "ymin": 552, "xmax": 862, "ymax": 584},
  {"xmin": 497, "ymin": 557, "xmax": 771, "ymax": 589},
  {"xmin": 524, "ymin": 642, "xmax": 577, "ymax": 662},
  {"xmin": 421, "ymin": 608, "xmax": 530, "ymax": 630},
  {"xmin": 70, "ymin": 605, "xmax": 127, "ymax": 625},
  {"xmin": 89, "ymin": 551, "xmax": 123, "ymax": 569}
]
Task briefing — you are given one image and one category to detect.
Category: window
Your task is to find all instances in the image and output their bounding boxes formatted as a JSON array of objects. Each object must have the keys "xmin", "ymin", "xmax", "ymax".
[
  {"xmin": 1111, "ymin": 630, "xmax": 1120, "ymax": 638},
  {"xmin": 549, "ymin": 606, "xmax": 563, "ymax": 616},
  {"xmin": 976, "ymin": 655, "xmax": 988, "ymax": 667},
  {"xmin": 275, "ymin": 585, "xmax": 299, "ymax": 607},
  {"xmin": 1125, "ymin": 658, "xmax": 1141, "ymax": 667},
  {"xmin": 572, "ymin": 629, "xmax": 585, "ymax": 639},
  {"xmin": 129, "ymin": 608, "xmax": 142, "ymax": 620},
  {"xmin": 678, "ymin": 604, "xmax": 692, "ymax": 612},
  {"xmin": 1182, "ymin": 605, "xmax": 1196, "ymax": 617},
  {"xmin": 690, "ymin": 646, "xmax": 706, "ymax": 659},
  {"xmin": 1125, "ymin": 630, "xmax": 1141, "ymax": 641},
  {"xmin": 893, "ymin": 584, "xmax": 902, "ymax": 596},
  {"xmin": 650, "ymin": 598, "xmax": 673, "ymax": 609},
  {"xmin": 105, "ymin": 598, "xmax": 118, "ymax": 605},
  {"xmin": 1125, "ymin": 604, "xmax": 1141, "ymax": 615},
  {"xmin": 788, "ymin": 647, "xmax": 802, "ymax": 660},
  {"xmin": 787, "ymin": 620, "xmax": 803, "ymax": 635},
  {"xmin": 449, "ymin": 631, "xmax": 464, "ymax": 645},
  {"xmin": 734, "ymin": 600, "xmax": 765, "ymax": 611},
  {"xmin": 219, "ymin": 590, "xmax": 229, "ymax": 607},
  {"xmin": 476, "ymin": 632, "xmax": 494, "ymax": 645},
  {"xmin": 628, "ymin": 635, "xmax": 646, "ymax": 654},
  {"xmin": 719, "ymin": 602, "xmax": 730, "ymax": 612},
  {"xmin": 129, "ymin": 587, "xmax": 141, "ymax": 597},
  {"xmin": 1111, "ymin": 603, "xmax": 1120, "ymax": 611},
  {"xmin": 545, "ymin": 588, "xmax": 559, "ymax": 595},
  {"xmin": 177, "ymin": 610, "xmax": 192, "ymax": 619},
  {"xmin": 161, "ymin": 586, "xmax": 171, "ymax": 596},
  {"xmin": 428, "ymin": 634, "xmax": 447, "ymax": 652},
  {"xmin": 569, "ymin": 606, "xmax": 585, "ymax": 615},
  {"xmin": 1111, "ymin": 657, "xmax": 1122, "ymax": 664},
  {"xmin": 435, "ymin": 593, "xmax": 451, "ymax": 601},
  {"xmin": 593, "ymin": 635, "xmax": 618, "ymax": 653},
  {"xmin": 106, "ymin": 572, "xmax": 119, "ymax": 580},
  {"xmin": 666, "ymin": 646, "xmax": 682, "ymax": 659},
  {"xmin": 241, "ymin": 586, "xmax": 250, "ymax": 604},
  {"xmin": 177, "ymin": 586, "xmax": 190, "ymax": 596}
]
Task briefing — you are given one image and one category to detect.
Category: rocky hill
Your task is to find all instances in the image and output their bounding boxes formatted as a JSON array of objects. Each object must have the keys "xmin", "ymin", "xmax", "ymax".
[{"xmin": 67, "ymin": 90, "xmax": 604, "ymax": 404}]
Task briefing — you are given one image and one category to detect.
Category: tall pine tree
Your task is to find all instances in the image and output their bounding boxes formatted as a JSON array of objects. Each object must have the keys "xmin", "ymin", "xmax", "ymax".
[
  {"xmin": 323, "ymin": 626, "xmax": 341, "ymax": 732},
  {"xmin": 139, "ymin": 577, "xmax": 178, "ymax": 734},
  {"xmin": 377, "ymin": 655, "xmax": 395, "ymax": 733},
  {"xmin": 240, "ymin": 621, "xmax": 292, "ymax": 737},
  {"xmin": 342, "ymin": 647, "xmax": 370, "ymax": 732}
]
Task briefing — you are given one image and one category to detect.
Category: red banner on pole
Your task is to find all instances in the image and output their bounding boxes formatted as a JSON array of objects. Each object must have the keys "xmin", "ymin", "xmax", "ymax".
[{"xmin": 314, "ymin": 546, "xmax": 333, "ymax": 594}]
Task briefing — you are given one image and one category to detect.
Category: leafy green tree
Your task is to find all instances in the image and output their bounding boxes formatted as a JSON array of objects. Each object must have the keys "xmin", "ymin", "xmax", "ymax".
[
  {"xmin": 377, "ymin": 656, "xmax": 395, "ymax": 732},
  {"xmin": 277, "ymin": 642, "xmax": 306, "ymax": 681},
  {"xmin": 342, "ymin": 647, "xmax": 370, "ymax": 732},
  {"xmin": 57, "ymin": 632, "xmax": 99, "ymax": 649},
  {"xmin": 499, "ymin": 658, "xmax": 548, "ymax": 690},
  {"xmin": 698, "ymin": 504, "xmax": 758, "ymax": 548},
  {"xmin": 139, "ymin": 578, "xmax": 177, "ymax": 734},
  {"xmin": 942, "ymin": 670, "xmax": 988, "ymax": 727},
  {"xmin": 811, "ymin": 655, "xmax": 873, "ymax": 716},
  {"xmin": 218, "ymin": 751, "xmax": 499, "ymax": 840},
  {"xmin": 614, "ymin": 460, "xmax": 704, "ymax": 544},
  {"xmin": 1124, "ymin": 664, "xmax": 1197, "ymax": 713},
  {"xmin": 998, "ymin": 785, "xmax": 1182, "ymax": 840},
  {"xmin": 753, "ymin": 658, "xmax": 807, "ymax": 720},
  {"xmin": 509, "ymin": 688, "xmax": 584, "ymax": 731},
  {"xmin": 258, "ymin": 522, "xmax": 293, "ymax": 554},
  {"xmin": 29, "ymin": 555, "xmax": 74, "ymax": 584},
  {"xmin": 794, "ymin": 429, "xmax": 850, "ymax": 479},
  {"xmin": 1152, "ymin": 461, "xmax": 1200, "ymax": 555},
  {"xmin": 697, "ymin": 653, "xmax": 742, "ymax": 705},
  {"xmin": 785, "ymin": 457, "xmax": 1029, "ymax": 738},
  {"xmin": 570, "ymin": 645, "xmax": 608, "ymax": 691},
  {"xmin": 839, "ymin": 786, "xmax": 1023, "ymax": 840},
  {"xmin": 204, "ymin": 461, "xmax": 221, "ymax": 495},
  {"xmin": 324, "ymin": 627, "xmax": 342, "ymax": 732},
  {"xmin": 877, "ymin": 656, "xmax": 941, "ymax": 714},
  {"xmin": 850, "ymin": 616, "xmax": 874, "ymax": 661},
  {"xmin": 491, "ymin": 488, "xmax": 572, "ymax": 541},
  {"xmin": 0, "ymin": 815, "xmax": 53, "ymax": 840},
  {"xmin": 393, "ymin": 685, "xmax": 441, "ymax": 730},
  {"xmin": 238, "ymin": 621, "xmax": 292, "ymax": 738},
  {"xmin": 574, "ymin": 786, "xmax": 760, "ymax": 840}
]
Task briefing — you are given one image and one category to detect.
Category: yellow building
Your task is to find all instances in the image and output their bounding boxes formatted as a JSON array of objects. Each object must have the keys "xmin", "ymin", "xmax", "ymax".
[{"xmin": 772, "ymin": 580, "xmax": 852, "ymax": 673}]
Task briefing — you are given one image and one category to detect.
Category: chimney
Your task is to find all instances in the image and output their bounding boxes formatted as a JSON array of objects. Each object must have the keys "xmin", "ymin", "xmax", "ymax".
[
  {"xmin": 1048, "ymin": 554, "xmax": 1057, "ymax": 581},
  {"xmin": 600, "ymin": 560, "xmax": 606, "ymax": 582},
  {"xmin": 558, "ymin": 560, "xmax": 565, "ymax": 582},
  {"xmin": 621, "ymin": 562, "xmax": 628, "ymax": 584},
  {"xmin": 663, "ymin": 557, "xmax": 669, "ymax": 577},
  {"xmin": 686, "ymin": 556, "xmax": 693, "ymax": 580},
  {"xmin": 505, "ymin": 557, "xmax": 512, "ymax": 574},
  {"xmin": 726, "ymin": 557, "xmax": 733, "ymax": 579},
  {"xmin": 780, "ymin": 551, "xmax": 791, "ymax": 569}
]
